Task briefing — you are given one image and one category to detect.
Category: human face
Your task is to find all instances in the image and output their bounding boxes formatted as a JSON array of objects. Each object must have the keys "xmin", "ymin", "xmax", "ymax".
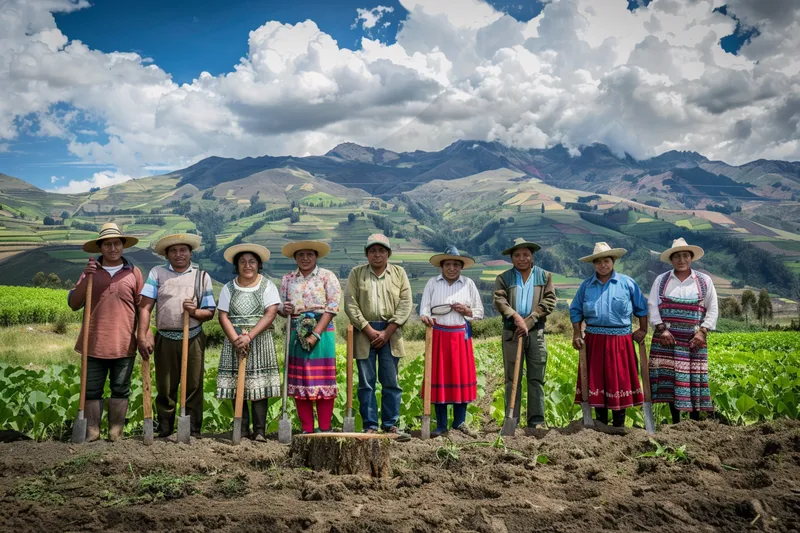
[
  {"xmin": 670, "ymin": 251, "xmax": 693, "ymax": 273},
  {"xmin": 366, "ymin": 244, "xmax": 390, "ymax": 271},
  {"xmin": 294, "ymin": 249, "xmax": 318, "ymax": 275},
  {"xmin": 593, "ymin": 257, "xmax": 614, "ymax": 278},
  {"xmin": 99, "ymin": 238, "xmax": 124, "ymax": 265},
  {"xmin": 511, "ymin": 248, "xmax": 533, "ymax": 272},
  {"xmin": 237, "ymin": 252, "xmax": 260, "ymax": 280},
  {"xmin": 167, "ymin": 244, "xmax": 192, "ymax": 272},
  {"xmin": 441, "ymin": 259, "xmax": 463, "ymax": 282}
]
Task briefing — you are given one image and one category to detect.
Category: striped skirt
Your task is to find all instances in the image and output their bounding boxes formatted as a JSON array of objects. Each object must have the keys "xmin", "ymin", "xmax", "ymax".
[
  {"xmin": 421, "ymin": 323, "xmax": 477, "ymax": 404},
  {"xmin": 286, "ymin": 321, "xmax": 337, "ymax": 400}
]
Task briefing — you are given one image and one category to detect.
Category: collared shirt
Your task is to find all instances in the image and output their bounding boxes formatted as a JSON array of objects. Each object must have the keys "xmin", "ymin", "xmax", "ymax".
[
  {"xmin": 648, "ymin": 269, "xmax": 719, "ymax": 330},
  {"xmin": 140, "ymin": 263, "xmax": 216, "ymax": 309},
  {"xmin": 570, "ymin": 271, "xmax": 648, "ymax": 327},
  {"xmin": 514, "ymin": 269, "xmax": 536, "ymax": 317},
  {"xmin": 279, "ymin": 266, "xmax": 341, "ymax": 315},
  {"xmin": 419, "ymin": 274, "xmax": 485, "ymax": 326}
]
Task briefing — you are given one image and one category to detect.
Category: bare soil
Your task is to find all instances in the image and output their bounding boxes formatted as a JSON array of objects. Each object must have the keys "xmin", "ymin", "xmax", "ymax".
[{"xmin": 1, "ymin": 420, "xmax": 799, "ymax": 533}]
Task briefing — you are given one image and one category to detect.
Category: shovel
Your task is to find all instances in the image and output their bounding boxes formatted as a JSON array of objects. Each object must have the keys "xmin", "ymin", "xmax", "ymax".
[
  {"xmin": 232, "ymin": 328, "xmax": 250, "ymax": 445},
  {"xmin": 578, "ymin": 345, "xmax": 595, "ymax": 427},
  {"xmin": 501, "ymin": 336, "xmax": 524, "ymax": 437},
  {"xmin": 142, "ymin": 357, "xmax": 153, "ymax": 445},
  {"xmin": 638, "ymin": 340, "xmax": 656, "ymax": 434},
  {"xmin": 278, "ymin": 316, "xmax": 292, "ymax": 444},
  {"xmin": 342, "ymin": 324, "xmax": 356, "ymax": 433},
  {"xmin": 420, "ymin": 325, "xmax": 433, "ymax": 440},
  {"xmin": 177, "ymin": 309, "xmax": 191, "ymax": 444},
  {"xmin": 71, "ymin": 276, "xmax": 93, "ymax": 444}
]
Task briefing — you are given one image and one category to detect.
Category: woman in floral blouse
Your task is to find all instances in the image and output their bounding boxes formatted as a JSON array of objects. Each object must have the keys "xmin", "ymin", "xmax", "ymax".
[{"xmin": 279, "ymin": 240, "xmax": 342, "ymax": 433}]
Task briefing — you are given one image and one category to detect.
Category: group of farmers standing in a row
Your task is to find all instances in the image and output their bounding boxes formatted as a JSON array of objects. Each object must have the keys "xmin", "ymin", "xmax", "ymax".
[{"xmin": 70, "ymin": 222, "xmax": 718, "ymax": 441}]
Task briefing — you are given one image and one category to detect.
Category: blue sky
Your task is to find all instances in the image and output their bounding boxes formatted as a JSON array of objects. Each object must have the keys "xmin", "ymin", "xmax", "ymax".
[{"xmin": 0, "ymin": 0, "xmax": 790, "ymax": 193}]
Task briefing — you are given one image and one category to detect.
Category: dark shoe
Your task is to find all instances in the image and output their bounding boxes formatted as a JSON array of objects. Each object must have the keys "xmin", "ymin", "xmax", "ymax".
[
  {"xmin": 191, "ymin": 431, "xmax": 203, "ymax": 439},
  {"xmin": 364, "ymin": 428, "xmax": 378, "ymax": 434},
  {"xmin": 385, "ymin": 426, "xmax": 411, "ymax": 442},
  {"xmin": 85, "ymin": 400, "xmax": 103, "ymax": 442},
  {"xmin": 108, "ymin": 399, "xmax": 128, "ymax": 442},
  {"xmin": 454, "ymin": 423, "xmax": 478, "ymax": 438},
  {"xmin": 251, "ymin": 400, "xmax": 267, "ymax": 441},
  {"xmin": 431, "ymin": 427, "xmax": 449, "ymax": 438},
  {"xmin": 241, "ymin": 400, "xmax": 252, "ymax": 439}
]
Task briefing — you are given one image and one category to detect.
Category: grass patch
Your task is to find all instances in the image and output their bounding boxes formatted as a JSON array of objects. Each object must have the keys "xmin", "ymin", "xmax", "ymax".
[
  {"xmin": 12, "ymin": 479, "xmax": 65, "ymax": 505},
  {"xmin": 0, "ymin": 323, "xmax": 81, "ymax": 367},
  {"xmin": 138, "ymin": 470, "xmax": 203, "ymax": 500},
  {"xmin": 213, "ymin": 473, "xmax": 249, "ymax": 498},
  {"xmin": 49, "ymin": 452, "xmax": 102, "ymax": 477}
]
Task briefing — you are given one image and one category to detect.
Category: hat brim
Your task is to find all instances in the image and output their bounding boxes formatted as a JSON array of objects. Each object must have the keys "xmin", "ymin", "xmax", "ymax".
[
  {"xmin": 660, "ymin": 245, "xmax": 704, "ymax": 264},
  {"xmin": 364, "ymin": 241, "xmax": 391, "ymax": 252},
  {"xmin": 281, "ymin": 240, "xmax": 331, "ymax": 259},
  {"xmin": 82, "ymin": 234, "xmax": 139, "ymax": 254},
  {"xmin": 579, "ymin": 248, "xmax": 627, "ymax": 263},
  {"xmin": 154, "ymin": 234, "xmax": 202, "ymax": 256},
  {"xmin": 502, "ymin": 242, "xmax": 541, "ymax": 256},
  {"xmin": 430, "ymin": 254, "xmax": 475, "ymax": 269},
  {"xmin": 224, "ymin": 243, "xmax": 271, "ymax": 264}
]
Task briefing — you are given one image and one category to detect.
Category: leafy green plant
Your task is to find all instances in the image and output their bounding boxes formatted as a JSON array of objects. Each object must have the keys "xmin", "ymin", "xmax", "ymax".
[{"xmin": 638, "ymin": 438, "xmax": 691, "ymax": 463}]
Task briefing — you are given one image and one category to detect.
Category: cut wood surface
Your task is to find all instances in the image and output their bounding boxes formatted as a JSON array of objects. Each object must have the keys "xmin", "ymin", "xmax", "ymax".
[{"xmin": 289, "ymin": 433, "xmax": 391, "ymax": 477}]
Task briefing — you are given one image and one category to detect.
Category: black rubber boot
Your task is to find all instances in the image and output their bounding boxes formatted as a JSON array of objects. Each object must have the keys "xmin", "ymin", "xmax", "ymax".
[
  {"xmin": 669, "ymin": 402, "xmax": 681, "ymax": 424},
  {"xmin": 242, "ymin": 400, "xmax": 252, "ymax": 439},
  {"xmin": 108, "ymin": 398, "xmax": 128, "ymax": 442},
  {"xmin": 251, "ymin": 399, "xmax": 268, "ymax": 442},
  {"xmin": 85, "ymin": 400, "xmax": 103, "ymax": 442},
  {"xmin": 612, "ymin": 409, "xmax": 626, "ymax": 428},
  {"xmin": 689, "ymin": 410, "xmax": 700, "ymax": 421},
  {"xmin": 595, "ymin": 407, "xmax": 609, "ymax": 425}
]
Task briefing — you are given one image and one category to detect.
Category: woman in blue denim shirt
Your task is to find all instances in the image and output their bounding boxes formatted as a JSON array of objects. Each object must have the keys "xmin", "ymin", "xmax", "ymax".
[{"xmin": 569, "ymin": 243, "xmax": 649, "ymax": 427}]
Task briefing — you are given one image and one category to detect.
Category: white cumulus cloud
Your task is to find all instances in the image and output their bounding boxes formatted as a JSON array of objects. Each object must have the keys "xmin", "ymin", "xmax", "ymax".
[
  {"xmin": 353, "ymin": 5, "xmax": 395, "ymax": 30},
  {"xmin": 47, "ymin": 170, "xmax": 134, "ymax": 193}
]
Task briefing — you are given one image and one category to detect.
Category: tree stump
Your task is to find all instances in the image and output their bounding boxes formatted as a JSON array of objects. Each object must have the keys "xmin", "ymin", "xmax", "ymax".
[{"xmin": 289, "ymin": 433, "xmax": 391, "ymax": 478}]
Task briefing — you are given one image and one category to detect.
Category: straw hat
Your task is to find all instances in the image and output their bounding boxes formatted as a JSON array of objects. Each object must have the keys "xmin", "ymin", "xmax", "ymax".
[
  {"xmin": 153, "ymin": 233, "xmax": 202, "ymax": 256},
  {"xmin": 429, "ymin": 245, "xmax": 475, "ymax": 269},
  {"xmin": 224, "ymin": 243, "xmax": 271, "ymax": 264},
  {"xmin": 660, "ymin": 237, "xmax": 704, "ymax": 263},
  {"xmin": 579, "ymin": 242, "xmax": 627, "ymax": 263},
  {"xmin": 364, "ymin": 233, "xmax": 392, "ymax": 252},
  {"xmin": 82, "ymin": 222, "xmax": 139, "ymax": 253},
  {"xmin": 502, "ymin": 237, "xmax": 542, "ymax": 256},
  {"xmin": 281, "ymin": 240, "xmax": 331, "ymax": 259}
]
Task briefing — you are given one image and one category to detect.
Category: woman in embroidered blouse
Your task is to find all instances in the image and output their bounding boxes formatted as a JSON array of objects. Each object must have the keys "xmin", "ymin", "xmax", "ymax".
[
  {"xmin": 648, "ymin": 238, "xmax": 718, "ymax": 423},
  {"xmin": 419, "ymin": 247, "xmax": 484, "ymax": 437},
  {"xmin": 570, "ymin": 242, "xmax": 648, "ymax": 428},
  {"xmin": 279, "ymin": 240, "xmax": 342, "ymax": 434},
  {"xmin": 216, "ymin": 244, "xmax": 282, "ymax": 441}
]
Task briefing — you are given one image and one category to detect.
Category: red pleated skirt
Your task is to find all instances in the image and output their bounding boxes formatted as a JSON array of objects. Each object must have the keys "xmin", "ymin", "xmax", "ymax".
[
  {"xmin": 421, "ymin": 324, "xmax": 477, "ymax": 404},
  {"xmin": 574, "ymin": 332, "xmax": 643, "ymax": 409}
]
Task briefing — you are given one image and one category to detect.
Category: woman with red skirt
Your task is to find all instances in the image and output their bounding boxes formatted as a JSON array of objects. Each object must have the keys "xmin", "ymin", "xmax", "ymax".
[
  {"xmin": 570, "ymin": 242, "xmax": 649, "ymax": 427},
  {"xmin": 420, "ymin": 246, "xmax": 484, "ymax": 437}
]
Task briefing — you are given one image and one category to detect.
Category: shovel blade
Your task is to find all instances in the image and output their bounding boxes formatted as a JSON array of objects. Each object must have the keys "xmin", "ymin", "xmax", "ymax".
[
  {"xmin": 342, "ymin": 417, "xmax": 355, "ymax": 434},
  {"xmin": 643, "ymin": 402, "xmax": 656, "ymax": 434},
  {"xmin": 142, "ymin": 418, "xmax": 154, "ymax": 446},
  {"xmin": 421, "ymin": 415, "xmax": 430, "ymax": 440},
  {"xmin": 500, "ymin": 416, "xmax": 517, "ymax": 437},
  {"xmin": 278, "ymin": 417, "xmax": 292, "ymax": 445},
  {"xmin": 71, "ymin": 413, "xmax": 87, "ymax": 444},
  {"xmin": 232, "ymin": 417, "xmax": 242, "ymax": 445},
  {"xmin": 581, "ymin": 403, "xmax": 595, "ymax": 427},
  {"xmin": 177, "ymin": 415, "xmax": 191, "ymax": 444}
]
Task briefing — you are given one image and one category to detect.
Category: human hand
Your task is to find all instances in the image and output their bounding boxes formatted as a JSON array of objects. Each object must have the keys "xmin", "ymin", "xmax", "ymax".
[
  {"xmin": 283, "ymin": 302, "xmax": 294, "ymax": 315},
  {"xmin": 183, "ymin": 299, "xmax": 197, "ymax": 317},
  {"xmin": 513, "ymin": 314, "xmax": 528, "ymax": 338},
  {"xmin": 83, "ymin": 259, "xmax": 99, "ymax": 277},
  {"xmin": 689, "ymin": 331, "xmax": 706, "ymax": 350},
  {"xmin": 421, "ymin": 316, "xmax": 435, "ymax": 327},
  {"xmin": 659, "ymin": 330, "xmax": 676, "ymax": 346},
  {"xmin": 452, "ymin": 303, "xmax": 472, "ymax": 317},
  {"xmin": 572, "ymin": 336, "xmax": 584, "ymax": 350},
  {"xmin": 371, "ymin": 330, "xmax": 389, "ymax": 349},
  {"xmin": 632, "ymin": 328, "xmax": 647, "ymax": 343}
]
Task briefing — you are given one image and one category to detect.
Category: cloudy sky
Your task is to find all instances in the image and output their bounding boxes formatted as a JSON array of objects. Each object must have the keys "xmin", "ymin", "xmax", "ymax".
[{"xmin": 0, "ymin": 0, "xmax": 798, "ymax": 193}]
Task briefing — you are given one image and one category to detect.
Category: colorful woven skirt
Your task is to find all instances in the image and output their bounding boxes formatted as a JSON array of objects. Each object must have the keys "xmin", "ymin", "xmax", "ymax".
[
  {"xmin": 421, "ymin": 323, "xmax": 477, "ymax": 404},
  {"xmin": 216, "ymin": 330, "xmax": 282, "ymax": 401},
  {"xmin": 287, "ymin": 319, "xmax": 337, "ymax": 400},
  {"xmin": 574, "ymin": 326, "xmax": 643, "ymax": 410}
]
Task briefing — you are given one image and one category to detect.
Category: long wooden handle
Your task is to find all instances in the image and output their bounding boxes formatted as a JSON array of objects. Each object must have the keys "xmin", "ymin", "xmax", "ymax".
[
  {"xmin": 234, "ymin": 353, "xmax": 247, "ymax": 419},
  {"xmin": 180, "ymin": 310, "xmax": 189, "ymax": 411},
  {"xmin": 579, "ymin": 345, "xmax": 590, "ymax": 403},
  {"xmin": 281, "ymin": 315, "xmax": 291, "ymax": 413},
  {"xmin": 142, "ymin": 357, "xmax": 152, "ymax": 419},
  {"xmin": 346, "ymin": 325, "xmax": 354, "ymax": 411},
  {"xmin": 78, "ymin": 276, "xmax": 93, "ymax": 412},
  {"xmin": 423, "ymin": 326, "xmax": 433, "ymax": 417},
  {"xmin": 507, "ymin": 336, "xmax": 524, "ymax": 413},
  {"xmin": 639, "ymin": 341, "xmax": 652, "ymax": 402}
]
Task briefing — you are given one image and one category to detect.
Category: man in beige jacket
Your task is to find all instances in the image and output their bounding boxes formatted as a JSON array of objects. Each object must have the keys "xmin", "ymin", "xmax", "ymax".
[{"xmin": 344, "ymin": 233, "xmax": 412, "ymax": 440}]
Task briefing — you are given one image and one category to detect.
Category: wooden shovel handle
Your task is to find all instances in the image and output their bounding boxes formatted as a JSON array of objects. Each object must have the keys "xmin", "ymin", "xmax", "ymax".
[
  {"xmin": 346, "ymin": 325, "xmax": 354, "ymax": 411},
  {"xmin": 234, "ymin": 351, "xmax": 247, "ymax": 419},
  {"xmin": 507, "ymin": 336, "xmax": 524, "ymax": 413},
  {"xmin": 638, "ymin": 341, "xmax": 653, "ymax": 403},
  {"xmin": 579, "ymin": 345, "xmax": 590, "ymax": 403},
  {"xmin": 142, "ymin": 357, "xmax": 152, "ymax": 419},
  {"xmin": 180, "ymin": 310, "xmax": 189, "ymax": 411},
  {"xmin": 423, "ymin": 326, "xmax": 433, "ymax": 417},
  {"xmin": 79, "ymin": 276, "xmax": 93, "ymax": 412}
]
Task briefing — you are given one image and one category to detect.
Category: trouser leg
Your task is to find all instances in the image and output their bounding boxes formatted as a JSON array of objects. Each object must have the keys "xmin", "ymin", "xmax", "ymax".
[
  {"xmin": 154, "ymin": 334, "xmax": 179, "ymax": 436},
  {"xmin": 595, "ymin": 407, "xmax": 609, "ymax": 425}
]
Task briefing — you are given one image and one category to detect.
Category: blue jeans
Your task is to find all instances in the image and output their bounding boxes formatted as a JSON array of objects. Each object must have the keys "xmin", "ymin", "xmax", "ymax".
[
  {"xmin": 434, "ymin": 403, "xmax": 468, "ymax": 431},
  {"xmin": 356, "ymin": 322, "xmax": 402, "ymax": 430}
]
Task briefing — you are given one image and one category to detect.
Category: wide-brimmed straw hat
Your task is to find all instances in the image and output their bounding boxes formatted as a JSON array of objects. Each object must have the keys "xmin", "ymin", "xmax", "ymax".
[
  {"xmin": 82, "ymin": 222, "xmax": 139, "ymax": 253},
  {"xmin": 364, "ymin": 233, "xmax": 392, "ymax": 252},
  {"xmin": 281, "ymin": 240, "xmax": 331, "ymax": 259},
  {"xmin": 429, "ymin": 245, "xmax": 475, "ymax": 269},
  {"xmin": 153, "ymin": 233, "xmax": 202, "ymax": 256},
  {"xmin": 502, "ymin": 237, "xmax": 541, "ymax": 256},
  {"xmin": 660, "ymin": 237, "xmax": 704, "ymax": 263},
  {"xmin": 579, "ymin": 242, "xmax": 627, "ymax": 263},
  {"xmin": 224, "ymin": 243, "xmax": 271, "ymax": 264}
]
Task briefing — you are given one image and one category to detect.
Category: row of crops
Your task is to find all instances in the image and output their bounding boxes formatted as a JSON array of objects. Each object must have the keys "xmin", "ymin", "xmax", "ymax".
[
  {"xmin": 1, "ymin": 332, "xmax": 797, "ymax": 441},
  {"xmin": 0, "ymin": 285, "xmax": 78, "ymax": 326}
]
